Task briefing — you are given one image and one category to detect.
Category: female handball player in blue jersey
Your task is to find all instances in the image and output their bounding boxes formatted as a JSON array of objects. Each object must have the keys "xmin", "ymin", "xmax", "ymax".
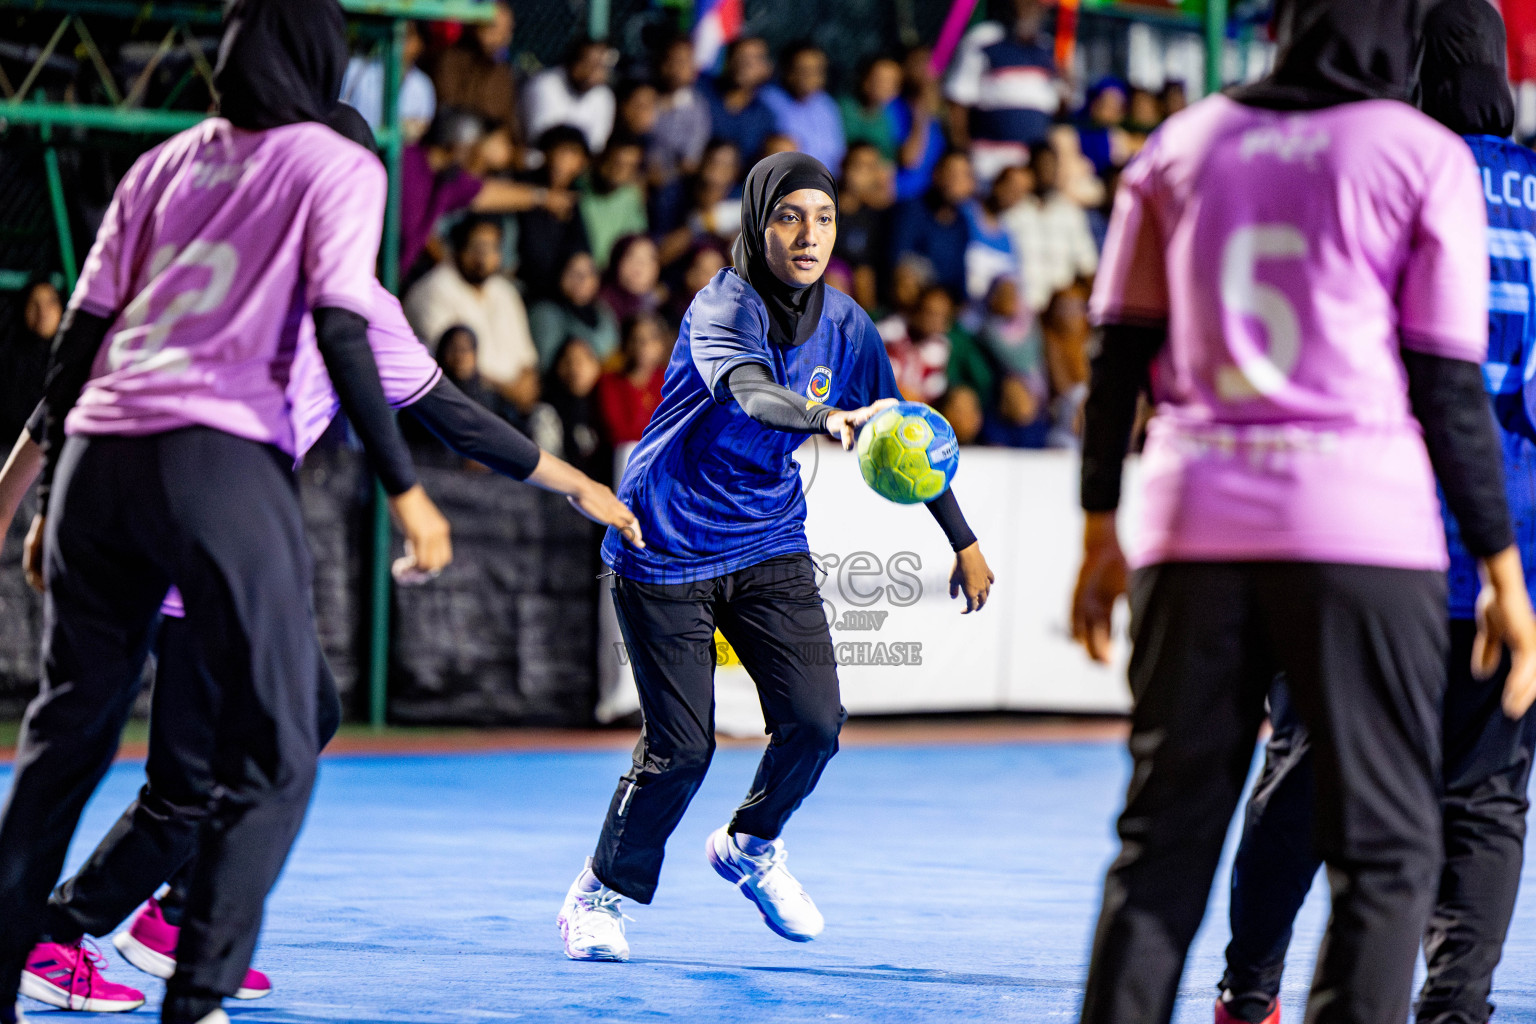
[{"xmin": 556, "ymin": 152, "xmax": 995, "ymax": 961}]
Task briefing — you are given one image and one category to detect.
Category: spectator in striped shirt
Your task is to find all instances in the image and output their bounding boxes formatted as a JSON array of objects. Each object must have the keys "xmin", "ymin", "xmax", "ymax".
[{"xmin": 943, "ymin": 0, "xmax": 1064, "ymax": 183}]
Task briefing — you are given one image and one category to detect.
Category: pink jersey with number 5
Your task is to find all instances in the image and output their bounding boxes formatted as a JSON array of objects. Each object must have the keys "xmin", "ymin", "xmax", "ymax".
[
  {"xmin": 64, "ymin": 117, "xmax": 385, "ymax": 456},
  {"xmin": 1091, "ymin": 95, "xmax": 1489, "ymax": 570}
]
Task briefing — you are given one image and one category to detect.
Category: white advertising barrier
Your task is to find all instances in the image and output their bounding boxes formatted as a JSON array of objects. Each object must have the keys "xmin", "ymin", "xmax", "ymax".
[{"xmin": 595, "ymin": 443, "xmax": 1136, "ymax": 735}]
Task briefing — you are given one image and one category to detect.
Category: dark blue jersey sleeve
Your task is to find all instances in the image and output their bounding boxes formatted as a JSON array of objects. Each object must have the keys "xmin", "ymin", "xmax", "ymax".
[{"xmin": 688, "ymin": 271, "xmax": 774, "ymax": 403}]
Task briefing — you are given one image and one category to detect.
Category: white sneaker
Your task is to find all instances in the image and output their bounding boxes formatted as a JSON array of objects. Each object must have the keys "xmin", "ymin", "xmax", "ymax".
[
  {"xmin": 194, "ymin": 1013, "xmax": 229, "ymax": 1024},
  {"xmin": 706, "ymin": 827, "xmax": 824, "ymax": 941},
  {"xmin": 556, "ymin": 859, "xmax": 630, "ymax": 962}
]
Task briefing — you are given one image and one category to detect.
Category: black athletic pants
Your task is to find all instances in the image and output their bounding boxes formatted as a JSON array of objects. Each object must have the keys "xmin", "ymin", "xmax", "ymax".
[
  {"xmin": 42, "ymin": 615, "xmax": 343, "ymax": 943},
  {"xmin": 1222, "ymin": 619, "xmax": 1535, "ymax": 1024},
  {"xmin": 1080, "ymin": 562, "xmax": 1447, "ymax": 1024},
  {"xmin": 592, "ymin": 553, "xmax": 845, "ymax": 904},
  {"xmin": 0, "ymin": 429, "xmax": 323, "ymax": 1016}
]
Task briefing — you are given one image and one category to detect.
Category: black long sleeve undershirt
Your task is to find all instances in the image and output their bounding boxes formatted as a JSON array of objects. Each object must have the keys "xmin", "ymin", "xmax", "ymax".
[
  {"xmin": 25, "ymin": 402, "xmax": 44, "ymax": 445},
  {"xmin": 727, "ymin": 363, "xmax": 976, "ymax": 551},
  {"xmin": 1078, "ymin": 323, "xmax": 1515, "ymax": 559},
  {"xmin": 1080, "ymin": 323, "xmax": 1165, "ymax": 514},
  {"xmin": 727, "ymin": 362, "xmax": 833, "ymax": 433},
  {"xmin": 36, "ymin": 307, "xmax": 111, "ymax": 510},
  {"xmin": 926, "ymin": 487, "xmax": 977, "ymax": 552},
  {"xmin": 31, "ymin": 346, "xmax": 541, "ymax": 492},
  {"xmin": 313, "ymin": 307, "xmax": 417, "ymax": 496},
  {"xmin": 405, "ymin": 377, "xmax": 542, "ymax": 481},
  {"xmin": 1403, "ymin": 348, "xmax": 1513, "ymax": 557}
]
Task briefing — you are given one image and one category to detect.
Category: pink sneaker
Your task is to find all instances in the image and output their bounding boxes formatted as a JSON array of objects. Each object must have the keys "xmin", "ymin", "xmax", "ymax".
[
  {"xmin": 19, "ymin": 939, "xmax": 144, "ymax": 1012},
  {"xmin": 113, "ymin": 898, "xmax": 272, "ymax": 1000}
]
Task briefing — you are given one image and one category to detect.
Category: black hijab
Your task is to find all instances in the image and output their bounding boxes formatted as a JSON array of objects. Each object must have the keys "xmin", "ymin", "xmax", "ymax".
[
  {"xmin": 731, "ymin": 152, "xmax": 839, "ymax": 348},
  {"xmin": 214, "ymin": 0, "xmax": 348, "ymax": 131},
  {"xmin": 556, "ymin": 252, "xmax": 604, "ymax": 330},
  {"xmin": 435, "ymin": 325, "xmax": 498, "ymax": 410},
  {"xmin": 1230, "ymin": 0, "xmax": 1428, "ymax": 111},
  {"xmin": 325, "ymin": 102, "xmax": 379, "ymax": 156},
  {"xmin": 1419, "ymin": 0, "xmax": 1515, "ymax": 138}
]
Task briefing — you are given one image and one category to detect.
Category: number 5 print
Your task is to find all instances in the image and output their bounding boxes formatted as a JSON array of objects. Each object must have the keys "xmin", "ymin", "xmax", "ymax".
[{"xmin": 1216, "ymin": 224, "xmax": 1308, "ymax": 401}]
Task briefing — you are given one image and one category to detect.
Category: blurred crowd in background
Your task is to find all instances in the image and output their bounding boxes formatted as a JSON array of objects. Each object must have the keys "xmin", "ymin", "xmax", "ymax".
[
  {"xmin": 332, "ymin": 0, "xmax": 1193, "ymax": 479},
  {"xmin": 4, "ymin": 0, "xmax": 1536, "ymax": 484}
]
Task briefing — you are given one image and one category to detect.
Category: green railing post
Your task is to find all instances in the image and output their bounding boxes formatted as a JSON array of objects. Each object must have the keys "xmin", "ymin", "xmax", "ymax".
[
  {"xmin": 39, "ymin": 122, "xmax": 78, "ymax": 292},
  {"xmin": 0, "ymin": 0, "xmax": 495, "ymax": 735},
  {"xmin": 1204, "ymin": 0, "xmax": 1228, "ymax": 96},
  {"xmin": 589, "ymin": 0, "xmax": 611, "ymax": 40},
  {"xmin": 367, "ymin": 16, "xmax": 407, "ymax": 731}
]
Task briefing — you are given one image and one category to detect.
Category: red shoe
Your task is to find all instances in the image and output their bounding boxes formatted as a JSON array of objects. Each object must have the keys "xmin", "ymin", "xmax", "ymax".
[
  {"xmin": 19, "ymin": 939, "xmax": 145, "ymax": 1012},
  {"xmin": 112, "ymin": 898, "xmax": 272, "ymax": 1000},
  {"xmin": 1216, "ymin": 996, "xmax": 1279, "ymax": 1024}
]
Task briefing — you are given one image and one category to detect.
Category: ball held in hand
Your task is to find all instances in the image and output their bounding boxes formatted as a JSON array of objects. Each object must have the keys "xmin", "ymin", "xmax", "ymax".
[{"xmin": 855, "ymin": 401, "xmax": 960, "ymax": 504}]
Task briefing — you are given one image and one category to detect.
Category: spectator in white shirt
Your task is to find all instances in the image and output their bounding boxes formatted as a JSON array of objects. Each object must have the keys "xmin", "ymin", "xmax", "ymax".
[
  {"xmin": 1001, "ymin": 144, "xmax": 1098, "ymax": 313},
  {"xmin": 522, "ymin": 36, "xmax": 617, "ymax": 155},
  {"xmin": 405, "ymin": 214, "xmax": 541, "ymax": 414},
  {"xmin": 340, "ymin": 20, "xmax": 436, "ymax": 143}
]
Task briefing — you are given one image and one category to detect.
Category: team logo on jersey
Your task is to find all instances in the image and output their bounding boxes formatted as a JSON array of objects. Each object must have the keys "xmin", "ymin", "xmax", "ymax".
[
  {"xmin": 806, "ymin": 365, "xmax": 833, "ymax": 403},
  {"xmin": 1238, "ymin": 120, "xmax": 1330, "ymax": 167}
]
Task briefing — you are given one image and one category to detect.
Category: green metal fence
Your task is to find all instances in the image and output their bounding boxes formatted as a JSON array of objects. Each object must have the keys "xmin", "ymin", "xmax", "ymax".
[{"xmin": 0, "ymin": 0, "xmax": 493, "ymax": 730}]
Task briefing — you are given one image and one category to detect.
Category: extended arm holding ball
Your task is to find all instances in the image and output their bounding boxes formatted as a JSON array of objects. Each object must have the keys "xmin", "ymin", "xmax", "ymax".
[
  {"xmin": 727, "ymin": 363, "xmax": 838, "ymax": 433},
  {"xmin": 726, "ymin": 363, "xmax": 898, "ymax": 446},
  {"xmin": 728, "ymin": 363, "xmax": 987, "ymax": 608}
]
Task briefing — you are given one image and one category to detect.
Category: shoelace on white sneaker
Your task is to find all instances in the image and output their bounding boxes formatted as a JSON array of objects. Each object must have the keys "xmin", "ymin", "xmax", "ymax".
[
  {"xmin": 732, "ymin": 843, "xmax": 812, "ymax": 904},
  {"xmin": 571, "ymin": 889, "xmax": 630, "ymax": 942}
]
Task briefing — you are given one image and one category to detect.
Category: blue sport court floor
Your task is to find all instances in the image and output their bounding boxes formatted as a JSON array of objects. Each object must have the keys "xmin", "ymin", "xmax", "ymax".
[{"xmin": 10, "ymin": 729, "xmax": 1536, "ymax": 1023}]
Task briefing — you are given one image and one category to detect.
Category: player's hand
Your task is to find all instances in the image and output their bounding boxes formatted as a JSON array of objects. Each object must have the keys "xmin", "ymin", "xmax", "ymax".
[
  {"xmin": 826, "ymin": 398, "xmax": 899, "ymax": 450},
  {"xmin": 1071, "ymin": 511, "xmax": 1127, "ymax": 664},
  {"xmin": 949, "ymin": 542, "xmax": 994, "ymax": 613},
  {"xmin": 1473, "ymin": 546, "xmax": 1536, "ymax": 717},
  {"xmin": 0, "ymin": 434, "xmax": 42, "ymax": 557},
  {"xmin": 23, "ymin": 513, "xmax": 45, "ymax": 593},
  {"xmin": 568, "ymin": 481, "xmax": 644, "ymax": 549},
  {"xmin": 388, "ymin": 484, "xmax": 452, "ymax": 585}
]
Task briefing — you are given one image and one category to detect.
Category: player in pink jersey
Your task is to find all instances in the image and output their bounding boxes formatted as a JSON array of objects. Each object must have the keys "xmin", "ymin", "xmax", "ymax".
[
  {"xmin": 0, "ymin": 104, "xmax": 643, "ymax": 1018},
  {"xmin": 1069, "ymin": 1, "xmax": 1536, "ymax": 1022},
  {"xmin": 0, "ymin": 5, "xmax": 456, "ymax": 1024},
  {"xmin": 1207, "ymin": 7, "xmax": 1536, "ymax": 1023}
]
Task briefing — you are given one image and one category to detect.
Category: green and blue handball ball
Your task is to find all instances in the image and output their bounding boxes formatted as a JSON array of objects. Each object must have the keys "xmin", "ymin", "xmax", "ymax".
[{"xmin": 855, "ymin": 401, "xmax": 960, "ymax": 504}]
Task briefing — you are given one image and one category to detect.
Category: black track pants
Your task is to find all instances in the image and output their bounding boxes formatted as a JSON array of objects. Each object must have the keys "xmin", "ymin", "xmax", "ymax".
[
  {"xmin": 1080, "ymin": 561, "xmax": 1447, "ymax": 1024},
  {"xmin": 0, "ymin": 429, "xmax": 323, "ymax": 1015},
  {"xmin": 592, "ymin": 553, "xmax": 845, "ymax": 904},
  {"xmin": 1221, "ymin": 619, "xmax": 1534, "ymax": 1024},
  {"xmin": 43, "ymin": 615, "xmax": 343, "ymax": 943}
]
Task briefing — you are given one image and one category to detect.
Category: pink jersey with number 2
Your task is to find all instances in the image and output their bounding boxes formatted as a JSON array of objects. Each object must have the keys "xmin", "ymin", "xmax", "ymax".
[
  {"xmin": 64, "ymin": 118, "xmax": 385, "ymax": 455},
  {"xmin": 1091, "ymin": 96, "xmax": 1489, "ymax": 571}
]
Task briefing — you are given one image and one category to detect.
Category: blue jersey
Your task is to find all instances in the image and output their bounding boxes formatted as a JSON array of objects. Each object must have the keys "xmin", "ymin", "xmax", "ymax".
[
  {"xmin": 601, "ymin": 269, "xmax": 900, "ymax": 584},
  {"xmin": 1445, "ymin": 135, "xmax": 1536, "ymax": 618}
]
